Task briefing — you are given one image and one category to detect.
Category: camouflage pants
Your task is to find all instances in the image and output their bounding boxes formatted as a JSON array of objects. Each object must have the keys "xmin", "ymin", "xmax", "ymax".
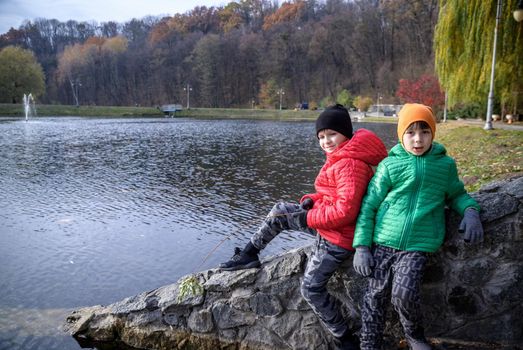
[
  {"xmin": 301, "ymin": 235, "xmax": 354, "ymax": 338},
  {"xmin": 360, "ymin": 245, "xmax": 428, "ymax": 350},
  {"xmin": 250, "ymin": 202, "xmax": 316, "ymax": 249},
  {"xmin": 250, "ymin": 202, "xmax": 353, "ymax": 338}
]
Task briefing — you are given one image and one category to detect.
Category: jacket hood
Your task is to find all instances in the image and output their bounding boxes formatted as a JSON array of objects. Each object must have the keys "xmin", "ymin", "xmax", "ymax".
[
  {"xmin": 326, "ymin": 128, "xmax": 387, "ymax": 166},
  {"xmin": 390, "ymin": 141, "xmax": 447, "ymax": 158}
]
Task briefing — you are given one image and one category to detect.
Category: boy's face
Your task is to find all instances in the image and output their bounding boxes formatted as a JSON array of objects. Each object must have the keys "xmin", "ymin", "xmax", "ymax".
[
  {"xmin": 402, "ymin": 123, "xmax": 432, "ymax": 156},
  {"xmin": 318, "ymin": 129, "xmax": 348, "ymax": 153}
]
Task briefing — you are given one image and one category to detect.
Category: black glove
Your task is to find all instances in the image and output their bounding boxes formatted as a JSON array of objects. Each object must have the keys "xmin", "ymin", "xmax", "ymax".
[
  {"xmin": 291, "ymin": 210, "xmax": 308, "ymax": 228},
  {"xmin": 458, "ymin": 208, "xmax": 484, "ymax": 244},
  {"xmin": 300, "ymin": 198, "xmax": 313, "ymax": 210}
]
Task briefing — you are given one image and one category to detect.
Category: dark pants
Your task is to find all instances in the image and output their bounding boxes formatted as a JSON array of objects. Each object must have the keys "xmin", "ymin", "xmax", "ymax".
[
  {"xmin": 251, "ymin": 202, "xmax": 353, "ymax": 338},
  {"xmin": 360, "ymin": 245, "xmax": 428, "ymax": 350}
]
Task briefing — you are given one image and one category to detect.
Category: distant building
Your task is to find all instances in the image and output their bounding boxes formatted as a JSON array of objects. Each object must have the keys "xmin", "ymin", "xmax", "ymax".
[
  {"xmin": 160, "ymin": 104, "xmax": 183, "ymax": 117},
  {"xmin": 366, "ymin": 104, "xmax": 402, "ymax": 117}
]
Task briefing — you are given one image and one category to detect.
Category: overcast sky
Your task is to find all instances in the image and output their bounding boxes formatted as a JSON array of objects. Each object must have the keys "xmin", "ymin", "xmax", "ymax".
[{"xmin": 0, "ymin": 0, "xmax": 228, "ymax": 34}]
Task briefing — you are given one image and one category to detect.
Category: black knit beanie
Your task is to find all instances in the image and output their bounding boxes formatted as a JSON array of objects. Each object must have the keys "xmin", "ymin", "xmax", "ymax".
[{"xmin": 315, "ymin": 104, "xmax": 353, "ymax": 139}]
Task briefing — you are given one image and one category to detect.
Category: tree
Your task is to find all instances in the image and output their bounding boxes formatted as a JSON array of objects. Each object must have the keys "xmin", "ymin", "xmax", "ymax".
[
  {"xmin": 434, "ymin": 0, "xmax": 523, "ymax": 113},
  {"xmin": 262, "ymin": 1, "xmax": 307, "ymax": 30},
  {"xmin": 0, "ymin": 46, "xmax": 45, "ymax": 103},
  {"xmin": 218, "ymin": 3, "xmax": 245, "ymax": 32},
  {"xmin": 258, "ymin": 79, "xmax": 278, "ymax": 108},
  {"xmin": 192, "ymin": 34, "xmax": 223, "ymax": 107},
  {"xmin": 0, "ymin": 0, "xmax": 439, "ymax": 108},
  {"xmin": 353, "ymin": 96, "xmax": 373, "ymax": 112},
  {"xmin": 396, "ymin": 74, "xmax": 445, "ymax": 112},
  {"xmin": 336, "ymin": 89, "xmax": 352, "ymax": 108}
]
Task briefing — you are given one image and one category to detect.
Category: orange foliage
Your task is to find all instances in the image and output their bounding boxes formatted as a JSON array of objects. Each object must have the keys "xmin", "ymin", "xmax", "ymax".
[
  {"xmin": 262, "ymin": 1, "xmax": 306, "ymax": 31},
  {"xmin": 148, "ymin": 20, "xmax": 172, "ymax": 45},
  {"xmin": 148, "ymin": 15, "xmax": 190, "ymax": 45},
  {"xmin": 84, "ymin": 36, "xmax": 106, "ymax": 46}
]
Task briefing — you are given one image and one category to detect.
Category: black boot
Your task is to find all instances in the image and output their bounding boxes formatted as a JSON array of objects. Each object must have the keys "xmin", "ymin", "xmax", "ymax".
[
  {"xmin": 333, "ymin": 329, "xmax": 359, "ymax": 350},
  {"xmin": 219, "ymin": 242, "xmax": 260, "ymax": 271}
]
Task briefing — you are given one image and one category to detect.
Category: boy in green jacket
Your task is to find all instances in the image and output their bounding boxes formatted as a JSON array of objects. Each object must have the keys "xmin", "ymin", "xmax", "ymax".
[{"xmin": 352, "ymin": 103, "xmax": 484, "ymax": 350}]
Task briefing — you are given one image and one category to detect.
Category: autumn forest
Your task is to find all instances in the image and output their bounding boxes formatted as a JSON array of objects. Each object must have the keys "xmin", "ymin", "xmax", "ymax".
[{"xmin": 0, "ymin": 0, "xmax": 451, "ymax": 110}]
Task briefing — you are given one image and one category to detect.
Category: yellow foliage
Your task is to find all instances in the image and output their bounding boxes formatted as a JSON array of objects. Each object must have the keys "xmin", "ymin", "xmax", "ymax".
[
  {"xmin": 57, "ymin": 35, "xmax": 127, "ymax": 83},
  {"xmin": 435, "ymin": 0, "xmax": 523, "ymax": 110},
  {"xmin": 101, "ymin": 36, "xmax": 128, "ymax": 53},
  {"xmin": 353, "ymin": 96, "xmax": 374, "ymax": 112},
  {"xmin": 218, "ymin": 5, "xmax": 244, "ymax": 32}
]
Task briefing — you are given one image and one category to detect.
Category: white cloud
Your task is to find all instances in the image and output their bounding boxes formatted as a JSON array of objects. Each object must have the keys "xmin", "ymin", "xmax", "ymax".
[{"xmin": 0, "ymin": 0, "xmax": 227, "ymax": 34}]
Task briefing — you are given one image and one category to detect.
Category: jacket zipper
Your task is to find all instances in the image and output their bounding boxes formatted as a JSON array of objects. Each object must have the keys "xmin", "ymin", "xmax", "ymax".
[{"xmin": 398, "ymin": 156, "xmax": 423, "ymax": 249}]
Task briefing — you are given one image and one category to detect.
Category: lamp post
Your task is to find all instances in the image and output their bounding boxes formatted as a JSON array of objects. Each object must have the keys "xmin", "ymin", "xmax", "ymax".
[
  {"xmin": 443, "ymin": 91, "xmax": 448, "ymax": 123},
  {"xmin": 376, "ymin": 94, "xmax": 382, "ymax": 117},
  {"xmin": 485, "ymin": 0, "xmax": 503, "ymax": 130},
  {"xmin": 184, "ymin": 84, "xmax": 192, "ymax": 109},
  {"xmin": 76, "ymin": 80, "xmax": 81, "ymax": 107},
  {"xmin": 485, "ymin": 0, "xmax": 523, "ymax": 130},
  {"xmin": 277, "ymin": 88, "xmax": 285, "ymax": 110}
]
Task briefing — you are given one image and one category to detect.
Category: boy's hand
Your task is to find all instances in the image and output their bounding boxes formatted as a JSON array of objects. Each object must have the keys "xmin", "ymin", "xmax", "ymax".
[
  {"xmin": 300, "ymin": 198, "xmax": 313, "ymax": 210},
  {"xmin": 291, "ymin": 210, "xmax": 308, "ymax": 228},
  {"xmin": 459, "ymin": 208, "xmax": 484, "ymax": 243},
  {"xmin": 353, "ymin": 246, "xmax": 374, "ymax": 277}
]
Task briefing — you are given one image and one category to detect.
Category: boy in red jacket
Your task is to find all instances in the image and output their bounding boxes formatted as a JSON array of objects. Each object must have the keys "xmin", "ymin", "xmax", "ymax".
[{"xmin": 220, "ymin": 104, "xmax": 387, "ymax": 349}]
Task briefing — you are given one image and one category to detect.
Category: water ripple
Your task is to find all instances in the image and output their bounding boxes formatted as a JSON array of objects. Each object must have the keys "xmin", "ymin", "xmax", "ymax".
[{"xmin": 0, "ymin": 117, "xmax": 397, "ymax": 349}]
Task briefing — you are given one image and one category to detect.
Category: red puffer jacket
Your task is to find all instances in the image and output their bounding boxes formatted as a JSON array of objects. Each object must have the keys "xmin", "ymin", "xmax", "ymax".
[{"xmin": 301, "ymin": 128, "xmax": 387, "ymax": 250}]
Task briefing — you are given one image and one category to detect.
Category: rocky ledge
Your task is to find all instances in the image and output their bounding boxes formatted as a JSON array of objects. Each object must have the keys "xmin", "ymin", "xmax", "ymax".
[{"xmin": 64, "ymin": 175, "xmax": 523, "ymax": 350}]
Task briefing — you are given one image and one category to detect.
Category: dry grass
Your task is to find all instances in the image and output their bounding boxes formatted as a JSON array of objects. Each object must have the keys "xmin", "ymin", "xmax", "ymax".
[{"xmin": 435, "ymin": 122, "xmax": 523, "ymax": 192}]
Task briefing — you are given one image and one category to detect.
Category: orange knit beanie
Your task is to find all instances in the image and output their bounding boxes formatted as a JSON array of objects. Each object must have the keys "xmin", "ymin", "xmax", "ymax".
[{"xmin": 397, "ymin": 103, "xmax": 436, "ymax": 143}]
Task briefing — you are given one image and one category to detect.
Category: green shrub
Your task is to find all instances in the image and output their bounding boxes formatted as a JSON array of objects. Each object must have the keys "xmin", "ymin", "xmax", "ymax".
[
  {"xmin": 336, "ymin": 89, "xmax": 353, "ymax": 108},
  {"xmin": 448, "ymin": 103, "xmax": 483, "ymax": 120},
  {"xmin": 320, "ymin": 96, "xmax": 335, "ymax": 108}
]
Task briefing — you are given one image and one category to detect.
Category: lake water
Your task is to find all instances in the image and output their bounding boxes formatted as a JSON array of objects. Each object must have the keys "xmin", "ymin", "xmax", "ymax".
[{"xmin": 0, "ymin": 117, "xmax": 397, "ymax": 350}]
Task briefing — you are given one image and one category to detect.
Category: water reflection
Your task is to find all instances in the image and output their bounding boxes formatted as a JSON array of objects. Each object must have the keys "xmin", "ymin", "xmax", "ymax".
[{"xmin": 0, "ymin": 117, "xmax": 396, "ymax": 349}]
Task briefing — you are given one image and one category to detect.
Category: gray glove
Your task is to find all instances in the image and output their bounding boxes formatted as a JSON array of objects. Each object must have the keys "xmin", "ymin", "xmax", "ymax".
[
  {"xmin": 353, "ymin": 246, "xmax": 374, "ymax": 277},
  {"xmin": 459, "ymin": 208, "xmax": 484, "ymax": 243}
]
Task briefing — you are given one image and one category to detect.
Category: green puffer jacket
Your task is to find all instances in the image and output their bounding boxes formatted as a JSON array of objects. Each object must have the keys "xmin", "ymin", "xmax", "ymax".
[{"xmin": 353, "ymin": 142, "xmax": 480, "ymax": 253}]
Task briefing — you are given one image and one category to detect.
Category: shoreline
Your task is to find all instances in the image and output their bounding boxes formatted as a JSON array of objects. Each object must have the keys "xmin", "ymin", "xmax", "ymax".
[
  {"xmin": 0, "ymin": 103, "xmax": 395, "ymax": 122},
  {"xmin": 2, "ymin": 103, "xmax": 521, "ymax": 129}
]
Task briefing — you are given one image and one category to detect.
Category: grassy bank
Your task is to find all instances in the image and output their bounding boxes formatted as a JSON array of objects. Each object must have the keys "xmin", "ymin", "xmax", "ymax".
[
  {"xmin": 0, "ymin": 103, "xmax": 322, "ymax": 119},
  {"xmin": 0, "ymin": 103, "xmax": 162, "ymax": 117},
  {"xmin": 435, "ymin": 122, "xmax": 522, "ymax": 192},
  {"xmin": 179, "ymin": 107, "xmax": 321, "ymax": 120},
  {"xmin": 0, "ymin": 103, "xmax": 402, "ymax": 122},
  {"xmin": 0, "ymin": 103, "xmax": 396, "ymax": 121}
]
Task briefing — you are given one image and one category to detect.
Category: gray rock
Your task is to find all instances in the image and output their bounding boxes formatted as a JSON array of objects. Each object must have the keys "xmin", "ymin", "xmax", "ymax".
[
  {"xmin": 64, "ymin": 175, "xmax": 523, "ymax": 349},
  {"xmin": 188, "ymin": 308, "xmax": 214, "ymax": 333}
]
